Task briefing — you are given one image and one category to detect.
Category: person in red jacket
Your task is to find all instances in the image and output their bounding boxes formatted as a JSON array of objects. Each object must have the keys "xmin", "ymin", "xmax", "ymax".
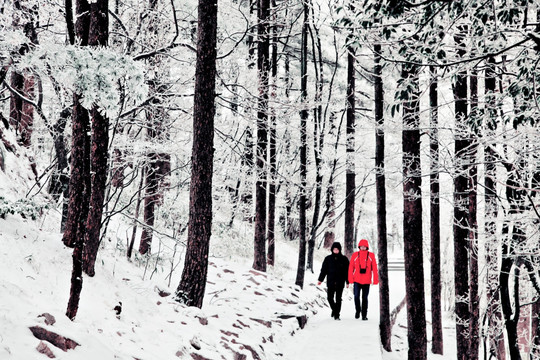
[{"xmin": 348, "ymin": 239, "xmax": 378, "ymax": 320}]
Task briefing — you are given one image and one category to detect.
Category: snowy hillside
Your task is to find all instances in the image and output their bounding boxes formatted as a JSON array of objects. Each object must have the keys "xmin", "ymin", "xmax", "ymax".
[{"xmin": 0, "ymin": 211, "xmax": 331, "ymax": 359}]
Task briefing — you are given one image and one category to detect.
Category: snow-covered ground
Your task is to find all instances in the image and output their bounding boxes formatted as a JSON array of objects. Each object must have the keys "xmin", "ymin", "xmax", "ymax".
[
  {"xmin": 0, "ymin": 152, "xmax": 459, "ymax": 359},
  {"xmin": 0, "ymin": 207, "xmax": 457, "ymax": 359}
]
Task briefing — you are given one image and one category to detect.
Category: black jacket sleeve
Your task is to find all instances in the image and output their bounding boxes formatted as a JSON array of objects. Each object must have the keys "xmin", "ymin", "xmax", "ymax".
[{"xmin": 318, "ymin": 257, "xmax": 329, "ymax": 282}]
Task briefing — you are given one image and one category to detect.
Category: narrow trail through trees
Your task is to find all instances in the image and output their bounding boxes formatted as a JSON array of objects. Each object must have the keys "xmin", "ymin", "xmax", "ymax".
[{"xmin": 282, "ymin": 286, "xmax": 383, "ymax": 360}]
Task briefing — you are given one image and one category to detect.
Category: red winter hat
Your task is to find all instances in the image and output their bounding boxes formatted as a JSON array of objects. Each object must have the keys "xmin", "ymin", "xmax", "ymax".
[{"xmin": 358, "ymin": 239, "xmax": 369, "ymax": 249}]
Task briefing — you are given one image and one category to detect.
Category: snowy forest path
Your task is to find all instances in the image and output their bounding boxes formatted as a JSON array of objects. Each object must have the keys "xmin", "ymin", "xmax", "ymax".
[{"xmin": 281, "ymin": 284, "xmax": 383, "ymax": 360}]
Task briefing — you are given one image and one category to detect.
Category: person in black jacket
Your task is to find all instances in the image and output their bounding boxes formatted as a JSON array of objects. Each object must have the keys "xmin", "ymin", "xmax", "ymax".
[{"xmin": 317, "ymin": 242, "xmax": 349, "ymax": 320}]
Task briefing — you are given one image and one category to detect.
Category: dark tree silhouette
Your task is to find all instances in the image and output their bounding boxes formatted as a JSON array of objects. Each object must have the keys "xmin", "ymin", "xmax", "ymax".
[
  {"xmin": 82, "ymin": 0, "xmax": 110, "ymax": 277},
  {"xmin": 344, "ymin": 39, "xmax": 355, "ymax": 259},
  {"xmin": 401, "ymin": 63, "xmax": 427, "ymax": 360},
  {"xmin": 295, "ymin": 2, "xmax": 308, "ymax": 288},
  {"xmin": 453, "ymin": 28, "xmax": 471, "ymax": 360},
  {"xmin": 175, "ymin": 0, "xmax": 218, "ymax": 308},
  {"xmin": 374, "ymin": 41, "xmax": 391, "ymax": 352},
  {"xmin": 429, "ymin": 65, "xmax": 443, "ymax": 355},
  {"xmin": 253, "ymin": 0, "xmax": 270, "ymax": 272}
]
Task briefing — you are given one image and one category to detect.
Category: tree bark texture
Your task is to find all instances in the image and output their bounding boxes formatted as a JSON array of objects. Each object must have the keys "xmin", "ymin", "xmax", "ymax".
[
  {"xmin": 62, "ymin": 97, "xmax": 90, "ymax": 247},
  {"xmin": 307, "ymin": 18, "xmax": 325, "ymax": 273},
  {"xmin": 139, "ymin": 158, "xmax": 158, "ymax": 255},
  {"xmin": 48, "ymin": 109, "xmax": 70, "ymax": 202},
  {"xmin": 175, "ymin": 0, "xmax": 217, "ymax": 308},
  {"xmin": 267, "ymin": 11, "xmax": 278, "ymax": 267},
  {"xmin": 82, "ymin": 0, "xmax": 110, "ymax": 277},
  {"xmin": 344, "ymin": 42, "xmax": 355, "ymax": 259},
  {"xmin": 484, "ymin": 56, "xmax": 505, "ymax": 360},
  {"xmin": 401, "ymin": 63, "xmax": 427, "ymax": 360},
  {"xmin": 500, "ymin": 226, "xmax": 520, "ymax": 360},
  {"xmin": 295, "ymin": 3, "xmax": 308, "ymax": 288},
  {"xmin": 468, "ymin": 68, "xmax": 479, "ymax": 360},
  {"xmin": 253, "ymin": 0, "xmax": 270, "ymax": 272},
  {"xmin": 429, "ymin": 66, "xmax": 443, "ymax": 355},
  {"xmin": 374, "ymin": 42, "xmax": 391, "ymax": 352},
  {"xmin": 453, "ymin": 29, "xmax": 471, "ymax": 360},
  {"xmin": 10, "ymin": 0, "xmax": 37, "ymax": 147},
  {"xmin": 64, "ymin": 0, "xmax": 92, "ymax": 320}
]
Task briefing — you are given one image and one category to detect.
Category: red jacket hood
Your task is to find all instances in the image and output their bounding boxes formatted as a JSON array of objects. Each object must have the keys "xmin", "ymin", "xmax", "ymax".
[{"xmin": 358, "ymin": 239, "xmax": 369, "ymax": 249}]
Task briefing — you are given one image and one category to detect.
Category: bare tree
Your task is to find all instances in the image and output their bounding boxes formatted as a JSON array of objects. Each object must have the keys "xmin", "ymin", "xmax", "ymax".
[
  {"xmin": 453, "ymin": 27, "xmax": 471, "ymax": 360},
  {"xmin": 344, "ymin": 38, "xmax": 355, "ymax": 259},
  {"xmin": 374, "ymin": 40, "xmax": 391, "ymax": 352},
  {"xmin": 295, "ymin": 1, "xmax": 308, "ymax": 288},
  {"xmin": 429, "ymin": 65, "xmax": 443, "ymax": 355},
  {"xmin": 267, "ymin": 0, "xmax": 278, "ymax": 267},
  {"xmin": 175, "ymin": 0, "xmax": 218, "ymax": 308},
  {"xmin": 484, "ymin": 56, "xmax": 505, "ymax": 360},
  {"xmin": 401, "ymin": 62, "xmax": 427, "ymax": 360},
  {"xmin": 81, "ymin": 0, "xmax": 110, "ymax": 277},
  {"xmin": 253, "ymin": 0, "xmax": 270, "ymax": 272},
  {"xmin": 468, "ymin": 66, "xmax": 479, "ymax": 360}
]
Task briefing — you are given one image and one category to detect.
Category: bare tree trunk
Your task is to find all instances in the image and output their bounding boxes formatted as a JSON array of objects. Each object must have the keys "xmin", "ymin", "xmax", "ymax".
[
  {"xmin": 324, "ymin": 112, "xmax": 342, "ymax": 249},
  {"xmin": 267, "ymin": 0, "xmax": 278, "ymax": 267},
  {"xmin": 401, "ymin": 63, "xmax": 427, "ymax": 360},
  {"xmin": 48, "ymin": 109, "xmax": 70, "ymax": 204},
  {"xmin": 175, "ymin": 0, "xmax": 217, "ymax": 308},
  {"xmin": 139, "ymin": 157, "xmax": 158, "ymax": 254},
  {"xmin": 128, "ymin": 168, "xmax": 145, "ymax": 259},
  {"xmin": 500, "ymin": 225, "xmax": 521, "ymax": 360},
  {"xmin": 253, "ymin": 0, "xmax": 270, "ymax": 272},
  {"xmin": 295, "ymin": 3, "xmax": 308, "ymax": 288},
  {"xmin": 10, "ymin": 0, "xmax": 38, "ymax": 147},
  {"xmin": 453, "ymin": 27, "xmax": 471, "ymax": 360},
  {"xmin": 484, "ymin": 56, "xmax": 505, "ymax": 360},
  {"xmin": 344, "ymin": 39, "xmax": 355, "ymax": 259},
  {"xmin": 374, "ymin": 41, "xmax": 391, "ymax": 352},
  {"xmin": 429, "ymin": 65, "xmax": 443, "ymax": 355},
  {"xmin": 65, "ymin": 0, "xmax": 91, "ymax": 319},
  {"xmin": 82, "ymin": 0, "xmax": 110, "ymax": 277},
  {"xmin": 19, "ymin": 72, "xmax": 35, "ymax": 147},
  {"xmin": 468, "ymin": 67, "xmax": 480, "ymax": 360},
  {"xmin": 532, "ymin": 300, "xmax": 540, "ymax": 359},
  {"xmin": 66, "ymin": 243, "xmax": 83, "ymax": 320}
]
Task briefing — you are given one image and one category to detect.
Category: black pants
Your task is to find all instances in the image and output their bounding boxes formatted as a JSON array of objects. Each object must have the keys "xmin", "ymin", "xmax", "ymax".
[
  {"xmin": 353, "ymin": 283, "xmax": 370, "ymax": 318},
  {"xmin": 327, "ymin": 283, "xmax": 344, "ymax": 317}
]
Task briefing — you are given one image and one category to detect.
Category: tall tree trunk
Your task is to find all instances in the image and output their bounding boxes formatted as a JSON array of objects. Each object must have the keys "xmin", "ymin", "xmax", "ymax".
[
  {"xmin": 175, "ymin": 0, "xmax": 217, "ymax": 308},
  {"xmin": 401, "ymin": 63, "xmax": 427, "ymax": 360},
  {"xmin": 82, "ymin": 0, "xmax": 110, "ymax": 277},
  {"xmin": 128, "ymin": 168, "xmax": 145, "ymax": 259},
  {"xmin": 324, "ymin": 113, "xmax": 342, "ymax": 249},
  {"xmin": 138, "ymin": 0, "xmax": 171, "ymax": 255},
  {"xmin": 484, "ymin": 56, "xmax": 505, "ymax": 360},
  {"xmin": 10, "ymin": 0, "xmax": 38, "ymax": 147},
  {"xmin": 429, "ymin": 65, "xmax": 443, "ymax": 355},
  {"xmin": 500, "ymin": 224, "xmax": 521, "ymax": 360},
  {"xmin": 532, "ymin": 300, "xmax": 540, "ymax": 359},
  {"xmin": 19, "ymin": 71, "xmax": 35, "ymax": 147},
  {"xmin": 295, "ymin": 2, "xmax": 308, "ymax": 288},
  {"xmin": 267, "ymin": 0, "xmax": 278, "ymax": 267},
  {"xmin": 468, "ymin": 67, "xmax": 480, "ymax": 360},
  {"xmin": 139, "ymin": 155, "xmax": 158, "ymax": 254},
  {"xmin": 307, "ymin": 14, "xmax": 324, "ymax": 273},
  {"xmin": 374, "ymin": 41, "xmax": 391, "ymax": 352},
  {"xmin": 344, "ymin": 39, "xmax": 355, "ymax": 259},
  {"xmin": 65, "ymin": 0, "xmax": 92, "ymax": 320},
  {"xmin": 253, "ymin": 0, "xmax": 270, "ymax": 272},
  {"xmin": 48, "ymin": 109, "xmax": 70, "ymax": 204},
  {"xmin": 453, "ymin": 28, "xmax": 471, "ymax": 360}
]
